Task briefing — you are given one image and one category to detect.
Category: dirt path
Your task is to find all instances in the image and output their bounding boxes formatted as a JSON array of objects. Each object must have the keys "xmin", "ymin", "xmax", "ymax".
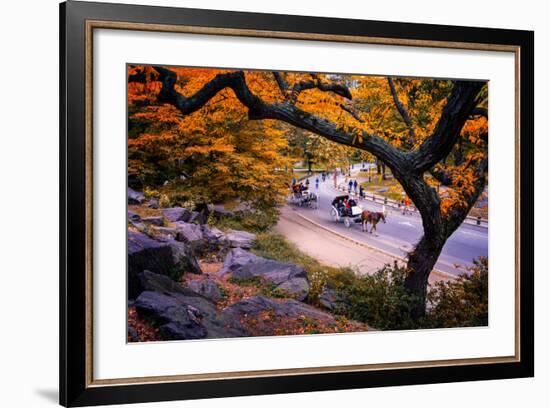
[{"xmin": 275, "ymin": 206, "xmax": 452, "ymax": 284}]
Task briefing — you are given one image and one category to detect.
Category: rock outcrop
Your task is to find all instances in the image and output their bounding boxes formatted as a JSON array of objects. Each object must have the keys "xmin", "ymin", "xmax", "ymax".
[
  {"xmin": 134, "ymin": 290, "xmax": 248, "ymax": 340},
  {"xmin": 225, "ymin": 230, "xmax": 256, "ymax": 249},
  {"xmin": 128, "ymin": 230, "xmax": 200, "ymax": 299},
  {"xmin": 128, "ymin": 187, "xmax": 145, "ymax": 204},
  {"xmin": 187, "ymin": 278, "xmax": 223, "ymax": 303},
  {"xmin": 162, "ymin": 207, "xmax": 191, "ymax": 223},
  {"xmin": 222, "ymin": 295, "xmax": 336, "ymax": 325},
  {"xmin": 219, "ymin": 248, "xmax": 310, "ymax": 301}
]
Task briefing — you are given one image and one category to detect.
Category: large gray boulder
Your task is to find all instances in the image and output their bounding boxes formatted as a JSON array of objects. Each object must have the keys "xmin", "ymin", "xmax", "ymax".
[
  {"xmin": 128, "ymin": 230, "xmax": 201, "ymax": 299},
  {"xmin": 173, "ymin": 222, "xmax": 206, "ymax": 252},
  {"xmin": 152, "ymin": 226, "xmax": 178, "ymax": 240},
  {"xmin": 128, "ymin": 230, "xmax": 174, "ymax": 298},
  {"xmin": 318, "ymin": 287, "xmax": 347, "ymax": 313},
  {"xmin": 134, "ymin": 291, "xmax": 207, "ymax": 340},
  {"xmin": 218, "ymin": 247, "xmax": 259, "ymax": 276},
  {"xmin": 128, "ymin": 187, "xmax": 145, "ymax": 204},
  {"xmin": 136, "ymin": 270, "xmax": 198, "ymax": 297},
  {"xmin": 166, "ymin": 239, "xmax": 202, "ymax": 275},
  {"xmin": 134, "ymin": 290, "xmax": 248, "ymax": 340},
  {"xmin": 219, "ymin": 248, "xmax": 310, "ymax": 301},
  {"xmin": 162, "ymin": 207, "xmax": 191, "ymax": 223},
  {"xmin": 225, "ymin": 230, "xmax": 256, "ymax": 249},
  {"xmin": 201, "ymin": 225, "xmax": 228, "ymax": 249},
  {"xmin": 188, "ymin": 211, "xmax": 208, "ymax": 225},
  {"xmin": 187, "ymin": 279, "xmax": 223, "ymax": 303},
  {"xmin": 222, "ymin": 295, "xmax": 335, "ymax": 325}
]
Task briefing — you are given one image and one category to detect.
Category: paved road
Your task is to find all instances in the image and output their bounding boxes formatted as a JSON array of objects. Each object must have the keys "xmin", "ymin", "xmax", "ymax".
[{"xmin": 288, "ymin": 175, "xmax": 488, "ymax": 276}]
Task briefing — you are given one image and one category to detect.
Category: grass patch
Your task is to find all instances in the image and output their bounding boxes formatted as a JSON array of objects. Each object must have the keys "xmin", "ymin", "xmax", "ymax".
[
  {"xmin": 358, "ymin": 175, "xmax": 404, "ymax": 201},
  {"xmin": 128, "ymin": 204, "xmax": 162, "ymax": 218},
  {"xmin": 227, "ymin": 276, "xmax": 289, "ymax": 299},
  {"xmin": 212, "ymin": 208, "xmax": 280, "ymax": 234}
]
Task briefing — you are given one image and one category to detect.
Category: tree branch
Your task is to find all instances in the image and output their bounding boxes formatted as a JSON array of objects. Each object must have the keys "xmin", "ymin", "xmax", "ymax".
[
  {"xmin": 409, "ymin": 80, "xmax": 484, "ymax": 174},
  {"xmin": 338, "ymin": 103, "xmax": 364, "ymax": 123},
  {"xmin": 272, "ymin": 72, "xmax": 289, "ymax": 96},
  {"xmin": 153, "ymin": 66, "xmax": 406, "ymax": 174},
  {"xmin": 387, "ymin": 77, "xmax": 416, "ymax": 141},
  {"xmin": 290, "ymin": 74, "xmax": 352, "ymax": 103}
]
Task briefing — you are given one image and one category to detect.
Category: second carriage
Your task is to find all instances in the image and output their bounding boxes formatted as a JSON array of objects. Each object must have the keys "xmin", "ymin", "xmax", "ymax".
[{"xmin": 288, "ymin": 182, "xmax": 318, "ymax": 209}]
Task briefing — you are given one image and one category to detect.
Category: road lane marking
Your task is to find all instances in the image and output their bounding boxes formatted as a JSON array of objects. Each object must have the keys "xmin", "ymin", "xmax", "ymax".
[{"xmin": 456, "ymin": 229, "xmax": 487, "ymax": 238}]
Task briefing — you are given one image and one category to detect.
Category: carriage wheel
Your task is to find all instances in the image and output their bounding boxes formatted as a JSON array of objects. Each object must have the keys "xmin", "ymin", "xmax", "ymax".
[
  {"xmin": 331, "ymin": 208, "xmax": 338, "ymax": 222},
  {"xmin": 344, "ymin": 217, "xmax": 351, "ymax": 228}
]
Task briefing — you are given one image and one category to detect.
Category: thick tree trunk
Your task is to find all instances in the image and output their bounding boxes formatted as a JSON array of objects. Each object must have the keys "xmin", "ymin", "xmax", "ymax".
[{"xmin": 404, "ymin": 233, "xmax": 446, "ymax": 317}]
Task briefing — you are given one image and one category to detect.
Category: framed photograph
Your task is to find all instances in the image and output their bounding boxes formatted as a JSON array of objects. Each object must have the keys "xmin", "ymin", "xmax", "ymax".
[{"xmin": 60, "ymin": 1, "xmax": 534, "ymax": 406}]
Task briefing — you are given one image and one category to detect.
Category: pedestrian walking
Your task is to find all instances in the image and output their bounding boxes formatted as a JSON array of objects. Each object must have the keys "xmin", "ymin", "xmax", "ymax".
[
  {"xmin": 402, "ymin": 197, "xmax": 410, "ymax": 215},
  {"xmin": 353, "ymin": 179, "xmax": 358, "ymax": 194},
  {"xmin": 348, "ymin": 179, "xmax": 353, "ymax": 193},
  {"xmin": 305, "ymin": 178, "xmax": 310, "ymax": 190},
  {"xmin": 315, "ymin": 177, "xmax": 319, "ymax": 189},
  {"xmin": 359, "ymin": 185, "xmax": 364, "ymax": 198}
]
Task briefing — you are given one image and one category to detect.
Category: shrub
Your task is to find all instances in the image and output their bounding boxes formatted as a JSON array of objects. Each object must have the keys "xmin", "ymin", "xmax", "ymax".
[
  {"xmin": 334, "ymin": 258, "xmax": 489, "ymax": 330},
  {"xmin": 143, "ymin": 186, "xmax": 160, "ymax": 200},
  {"xmin": 425, "ymin": 257, "xmax": 488, "ymax": 328},
  {"xmin": 159, "ymin": 194, "xmax": 171, "ymax": 208},
  {"xmin": 336, "ymin": 262, "xmax": 420, "ymax": 330}
]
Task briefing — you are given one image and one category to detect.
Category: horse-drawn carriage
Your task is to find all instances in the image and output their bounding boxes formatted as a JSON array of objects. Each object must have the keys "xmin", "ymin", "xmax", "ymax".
[
  {"xmin": 330, "ymin": 195, "xmax": 363, "ymax": 228},
  {"xmin": 330, "ymin": 195, "xmax": 387, "ymax": 232},
  {"xmin": 288, "ymin": 182, "xmax": 318, "ymax": 209}
]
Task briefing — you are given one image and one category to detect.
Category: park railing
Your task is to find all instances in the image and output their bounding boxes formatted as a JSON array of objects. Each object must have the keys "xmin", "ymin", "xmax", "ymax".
[{"xmin": 335, "ymin": 183, "xmax": 488, "ymax": 228}]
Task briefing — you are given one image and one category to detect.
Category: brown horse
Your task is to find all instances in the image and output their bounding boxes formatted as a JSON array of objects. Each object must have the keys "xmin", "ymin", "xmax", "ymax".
[{"xmin": 361, "ymin": 210, "xmax": 387, "ymax": 234}]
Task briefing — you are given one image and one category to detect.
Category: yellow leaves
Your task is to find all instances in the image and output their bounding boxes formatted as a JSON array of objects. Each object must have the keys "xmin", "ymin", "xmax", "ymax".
[{"xmin": 462, "ymin": 116, "xmax": 488, "ymax": 146}]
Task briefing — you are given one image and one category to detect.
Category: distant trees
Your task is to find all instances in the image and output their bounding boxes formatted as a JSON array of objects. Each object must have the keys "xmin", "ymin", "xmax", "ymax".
[
  {"xmin": 129, "ymin": 65, "xmax": 488, "ymax": 317},
  {"xmin": 128, "ymin": 66, "xmax": 293, "ymax": 212}
]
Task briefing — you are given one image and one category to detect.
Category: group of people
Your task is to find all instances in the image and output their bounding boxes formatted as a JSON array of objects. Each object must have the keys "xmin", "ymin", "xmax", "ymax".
[
  {"xmin": 347, "ymin": 179, "xmax": 358, "ymax": 194},
  {"xmin": 334, "ymin": 196, "xmax": 358, "ymax": 216},
  {"xmin": 346, "ymin": 178, "xmax": 366, "ymax": 198},
  {"xmin": 291, "ymin": 178, "xmax": 309, "ymax": 195}
]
